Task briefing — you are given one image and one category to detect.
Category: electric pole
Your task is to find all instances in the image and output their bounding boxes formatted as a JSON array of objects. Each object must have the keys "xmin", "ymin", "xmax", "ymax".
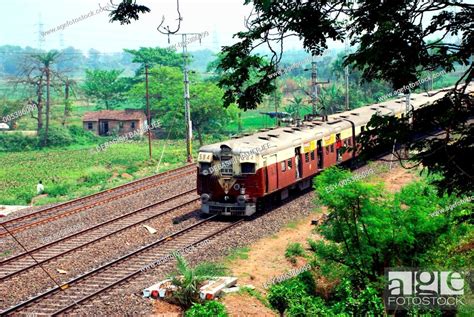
[
  {"xmin": 344, "ymin": 38, "xmax": 350, "ymax": 111},
  {"xmin": 182, "ymin": 33, "xmax": 193, "ymax": 163},
  {"xmin": 163, "ymin": 33, "xmax": 203, "ymax": 163},
  {"xmin": 145, "ymin": 64, "xmax": 152, "ymax": 160},
  {"xmin": 306, "ymin": 55, "xmax": 329, "ymax": 121},
  {"xmin": 274, "ymin": 66, "xmax": 280, "ymax": 126}
]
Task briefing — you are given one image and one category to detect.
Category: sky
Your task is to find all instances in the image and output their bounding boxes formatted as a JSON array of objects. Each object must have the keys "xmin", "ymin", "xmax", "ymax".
[{"xmin": 0, "ymin": 0, "xmax": 313, "ymax": 53}]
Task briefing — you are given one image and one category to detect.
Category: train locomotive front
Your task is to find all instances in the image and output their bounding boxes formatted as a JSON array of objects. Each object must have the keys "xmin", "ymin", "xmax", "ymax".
[{"xmin": 197, "ymin": 143, "xmax": 269, "ymax": 216}]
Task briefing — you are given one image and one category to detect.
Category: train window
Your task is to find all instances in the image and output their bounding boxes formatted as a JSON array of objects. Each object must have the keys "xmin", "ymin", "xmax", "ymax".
[
  {"xmin": 200, "ymin": 162, "xmax": 211, "ymax": 175},
  {"xmin": 310, "ymin": 151, "xmax": 315, "ymax": 161},
  {"xmin": 330, "ymin": 145, "xmax": 334, "ymax": 153},
  {"xmin": 241, "ymin": 163, "xmax": 256, "ymax": 174},
  {"xmin": 221, "ymin": 156, "xmax": 233, "ymax": 176},
  {"xmin": 287, "ymin": 159, "xmax": 292, "ymax": 169},
  {"xmin": 281, "ymin": 161, "xmax": 286, "ymax": 172},
  {"xmin": 305, "ymin": 152, "xmax": 310, "ymax": 163},
  {"xmin": 348, "ymin": 138, "xmax": 352, "ymax": 146}
]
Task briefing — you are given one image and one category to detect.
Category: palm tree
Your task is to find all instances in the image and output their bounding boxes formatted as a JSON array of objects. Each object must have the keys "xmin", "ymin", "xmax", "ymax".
[
  {"xmin": 168, "ymin": 254, "xmax": 226, "ymax": 309},
  {"xmin": 32, "ymin": 51, "xmax": 61, "ymax": 146}
]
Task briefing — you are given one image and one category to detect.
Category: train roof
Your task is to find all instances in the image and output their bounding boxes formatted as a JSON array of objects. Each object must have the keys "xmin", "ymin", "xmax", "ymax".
[{"xmin": 199, "ymin": 84, "xmax": 473, "ymax": 156}]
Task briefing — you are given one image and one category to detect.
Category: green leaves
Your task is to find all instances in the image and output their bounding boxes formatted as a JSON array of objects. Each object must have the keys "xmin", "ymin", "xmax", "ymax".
[{"xmin": 82, "ymin": 69, "xmax": 126, "ymax": 109}]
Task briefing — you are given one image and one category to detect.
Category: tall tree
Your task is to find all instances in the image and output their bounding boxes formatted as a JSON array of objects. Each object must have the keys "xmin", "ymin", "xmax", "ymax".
[
  {"xmin": 124, "ymin": 47, "xmax": 182, "ymax": 76},
  {"xmin": 82, "ymin": 69, "xmax": 126, "ymax": 110}
]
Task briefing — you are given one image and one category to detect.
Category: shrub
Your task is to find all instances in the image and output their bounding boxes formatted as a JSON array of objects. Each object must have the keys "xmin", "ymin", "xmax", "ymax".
[
  {"xmin": 185, "ymin": 301, "xmax": 228, "ymax": 317},
  {"xmin": 0, "ymin": 133, "xmax": 38, "ymax": 152},
  {"xmin": 68, "ymin": 125, "xmax": 98, "ymax": 144},
  {"xmin": 268, "ymin": 271, "xmax": 319, "ymax": 316},
  {"xmin": 168, "ymin": 254, "xmax": 222, "ymax": 309},
  {"xmin": 285, "ymin": 242, "xmax": 305, "ymax": 258},
  {"xmin": 38, "ymin": 126, "xmax": 73, "ymax": 147}
]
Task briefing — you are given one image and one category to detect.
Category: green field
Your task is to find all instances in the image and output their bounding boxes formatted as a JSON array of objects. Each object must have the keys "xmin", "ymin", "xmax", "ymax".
[{"xmin": 0, "ymin": 140, "xmax": 191, "ymax": 206}]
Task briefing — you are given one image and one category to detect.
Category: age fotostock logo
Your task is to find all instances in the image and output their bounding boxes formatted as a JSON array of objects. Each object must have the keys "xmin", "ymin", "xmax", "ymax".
[{"xmin": 385, "ymin": 269, "xmax": 468, "ymax": 310}]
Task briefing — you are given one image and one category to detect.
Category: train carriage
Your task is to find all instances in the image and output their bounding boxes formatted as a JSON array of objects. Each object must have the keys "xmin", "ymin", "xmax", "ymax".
[{"xmin": 197, "ymin": 86, "xmax": 472, "ymax": 216}]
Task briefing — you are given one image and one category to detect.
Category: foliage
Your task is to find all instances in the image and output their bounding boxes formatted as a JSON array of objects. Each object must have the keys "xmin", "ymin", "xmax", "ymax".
[
  {"xmin": 0, "ymin": 133, "xmax": 38, "ymax": 152},
  {"xmin": 38, "ymin": 126, "xmax": 73, "ymax": 147},
  {"xmin": 128, "ymin": 65, "xmax": 236, "ymax": 144},
  {"xmin": 82, "ymin": 69, "xmax": 127, "ymax": 109},
  {"xmin": 108, "ymin": 0, "xmax": 150, "ymax": 25},
  {"xmin": 124, "ymin": 47, "xmax": 182, "ymax": 75},
  {"xmin": 267, "ymin": 271, "xmax": 324, "ymax": 316},
  {"xmin": 0, "ymin": 139, "xmax": 189, "ymax": 205},
  {"xmin": 285, "ymin": 242, "xmax": 306, "ymax": 258},
  {"xmin": 313, "ymin": 167, "xmax": 452, "ymax": 284},
  {"xmin": 185, "ymin": 301, "xmax": 228, "ymax": 317},
  {"xmin": 168, "ymin": 254, "xmax": 220, "ymax": 309}
]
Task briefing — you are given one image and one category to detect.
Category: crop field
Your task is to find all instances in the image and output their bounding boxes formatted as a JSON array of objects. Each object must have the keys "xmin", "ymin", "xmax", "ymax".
[{"xmin": 0, "ymin": 140, "xmax": 189, "ymax": 206}]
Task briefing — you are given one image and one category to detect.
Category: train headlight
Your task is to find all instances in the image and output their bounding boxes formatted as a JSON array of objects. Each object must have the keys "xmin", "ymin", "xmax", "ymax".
[
  {"xmin": 240, "ymin": 187, "xmax": 246, "ymax": 195},
  {"xmin": 237, "ymin": 195, "xmax": 246, "ymax": 205},
  {"xmin": 201, "ymin": 193, "xmax": 210, "ymax": 203}
]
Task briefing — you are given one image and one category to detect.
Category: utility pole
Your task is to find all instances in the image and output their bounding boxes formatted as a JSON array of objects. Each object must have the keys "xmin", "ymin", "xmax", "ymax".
[
  {"xmin": 274, "ymin": 66, "xmax": 280, "ymax": 126},
  {"xmin": 145, "ymin": 64, "xmax": 152, "ymax": 160},
  {"xmin": 344, "ymin": 38, "xmax": 350, "ymax": 111},
  {"xmin": 306, "ymin": 55, "xmax": 329, "ymax": 121},
  {"xmin": 182, "ymin": 33, "xmax": 193, "ymax": 163},
  {"xmin": 162, "ymin": 32, "xmax": 203, "ymax": 163}
]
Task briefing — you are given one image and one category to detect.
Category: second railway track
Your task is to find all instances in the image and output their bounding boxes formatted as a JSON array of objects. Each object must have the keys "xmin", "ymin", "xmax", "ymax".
[
  {"xmin": 0, "ymin": 164, "xmax": 196, "ymax": 238},
  {"xmin": 1, "ymin": 216, "xmax": 243, "ymax": 316},
  {"xmin": 0, "ymin": 189, "xmax": 199, "ymax": 282}
]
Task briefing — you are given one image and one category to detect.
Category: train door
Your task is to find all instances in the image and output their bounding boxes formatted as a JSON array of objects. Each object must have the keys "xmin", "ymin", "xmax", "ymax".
[
  {"xmin": 265, "ymin": 155, "xmax": 278, "ymax": 193},
  {"xmin": 295, "ymin": 147, "xmax": 302, "ymax": 179},
  {"xmin": 336, "ymin": 133, "xmax": 342, "ymax": 162},
  {"xmin": 317, "ymin": 140, "xmax": 323, "ymax": 169}
]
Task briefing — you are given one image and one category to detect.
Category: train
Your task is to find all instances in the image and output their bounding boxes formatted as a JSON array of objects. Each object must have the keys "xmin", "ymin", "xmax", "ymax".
[{"xmin": 197, "ymin": 85, "xmax": 473, "ymax": 216}]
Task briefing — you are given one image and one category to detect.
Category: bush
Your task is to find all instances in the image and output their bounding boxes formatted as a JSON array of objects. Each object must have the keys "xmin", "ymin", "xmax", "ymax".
[
  {"xmin": 38, "ymin": 126, "xmax": 73, "ymax": 147},
  {"xmin": 285, "ymin": 242, "xmax": 306, "ymax": 258},
  {"xmin": 0, "ymin": 133, "xmax": 38, "ymax": 152},
  {"xmin": 268, "ymin": 271, "xmax": 319, "ymax": 316},
  {"xmin": 68, "ymin": 125, "xmax": 98, "ymax": 144},
  {"xmin": 185, "ymin": 301, "xmax": 228, "ymax": 317}
]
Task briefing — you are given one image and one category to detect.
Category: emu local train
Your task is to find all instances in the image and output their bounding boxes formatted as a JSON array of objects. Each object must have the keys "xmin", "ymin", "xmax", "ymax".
[{"xmin": 197, "ymin": 86, "xmax": 473, "ymax": 216}]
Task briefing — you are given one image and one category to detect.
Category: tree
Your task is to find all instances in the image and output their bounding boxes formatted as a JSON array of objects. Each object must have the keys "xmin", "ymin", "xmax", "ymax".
[
  {"xmin": 124, "ymin": 47, "xmax": 182, "ymax": 75},
  {"xmin": 82, "ymin": 69, "xmax": 126, "ymax": 110},
  {"xmin": 128, "ymin": 65, "xmax": 236, "ymax": 145}
]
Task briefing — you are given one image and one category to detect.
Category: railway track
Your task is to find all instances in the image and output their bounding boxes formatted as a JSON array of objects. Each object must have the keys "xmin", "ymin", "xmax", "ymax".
[
  {"xmin": 1, "ymin": 216, "xmax": 243, "ymax": 316},
  {"xmin": 0, "ymin": 164, "xmax": 196, "ymax": 238},
  {"xmin": 0, "ymin": 189, "xmax": 199, "ymax": 282}
]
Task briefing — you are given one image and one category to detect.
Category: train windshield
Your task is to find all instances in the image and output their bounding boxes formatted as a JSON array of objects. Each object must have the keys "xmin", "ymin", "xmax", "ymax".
[{"xmin": 220, "ymin": 156, "xmax": 233, "ymax": 176}]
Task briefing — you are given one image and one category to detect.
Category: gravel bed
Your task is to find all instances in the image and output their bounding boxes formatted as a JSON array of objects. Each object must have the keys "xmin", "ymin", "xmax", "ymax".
[
  {"xmin": 51, "ymin": 190, "xmax": 318, "ymax": 316},
  {"xmin": 0, "ymin": 173, "xmax": 197, "ymax": 259},
  {"xmin": 0, "ymin": 200, "xmax": 201, "ymax": 311}
]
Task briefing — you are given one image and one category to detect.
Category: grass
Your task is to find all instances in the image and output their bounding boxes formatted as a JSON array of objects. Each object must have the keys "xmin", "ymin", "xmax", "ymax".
[
  {"xmin": 285, "ymin": 242, "xmax": 306, "ymax": 258},
  {"xmin": 0, "ymin": 139, "xmax": 190, "ymax": 206},
  {"xmin": 225, "ymin": 247, "xmax": 251, "ymax": 262},
  {"xmin": 238, "ymin": 286, "xmax": 271, "ymax": 308},
  {"xmin": 286, "ymin": 220, "xmax": 299, "ymax": 229}
]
